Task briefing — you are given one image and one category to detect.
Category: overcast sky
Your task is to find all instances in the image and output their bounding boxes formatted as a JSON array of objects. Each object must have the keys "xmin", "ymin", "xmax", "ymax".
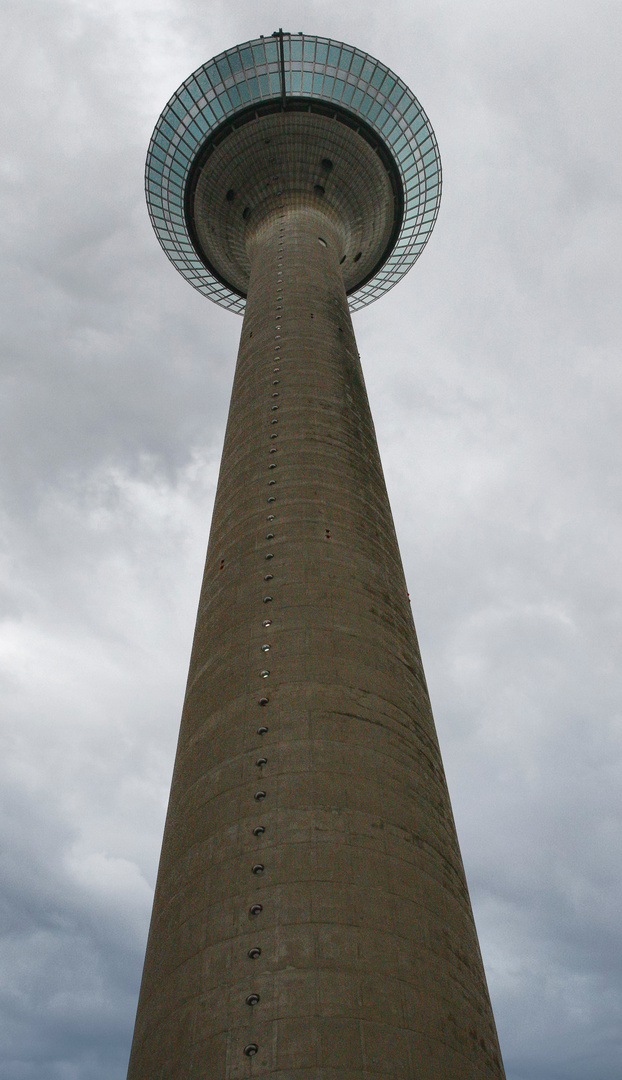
[{"xmin": 1, "ymin": 1, "xmax": 621, "ymax": 1078}]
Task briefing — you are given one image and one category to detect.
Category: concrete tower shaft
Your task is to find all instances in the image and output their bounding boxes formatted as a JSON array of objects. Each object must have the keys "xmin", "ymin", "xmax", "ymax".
[{"xmin": 126, "ymin": 197, "xmax": 506, "ymax": 1077}]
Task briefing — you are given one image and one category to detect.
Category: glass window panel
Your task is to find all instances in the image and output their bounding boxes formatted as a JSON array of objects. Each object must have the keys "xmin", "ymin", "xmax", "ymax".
[
  {"xmin": 159, "ymin": 119, "xmax": 176, "ymax": 140},
  {"xmin": 178, "ymin": 133, "xmax": 196, "ymax": 156},
  {"xmin": 187, "ymin": 119, "xmax": 205, "ymax": 140},
  {"xmin": 228, "ymin": 83, "xmax": 241, "ymax": 107},
  {"xmin": 389, "ymin": 82, "xmax": 405, "ymax": 106},
  {"xmin": 323, "ymin": 76, "xmax": 334, "ymax": 96},
  {"xmin": 252, "ymin": 44, "xmax": 266, "ymax": 65},
  {"xmin": 216, "ymin": 89, "xmax": 232, "ymax": 113},
  {"xmin": 403, "ymin": 103, "xmax": 421, "ymax": 126},
  {"xmin": 291, "ymin": 38, "xmax": 302, "ymax": 61},
  {"xmin": 313, "ymin": 72, "xmax": 323, "ymax": 94},
  {"xmin": 333, "ymin": 77, "xmax": 346, "ymax": 100},
  {"xmin": 303, "ymin": 38, "xmax": 316, "ymax": 61},
  {"xmin": 269, "ymin": 72, "xmax": 280, "ymax": 95},
  {"xmin": 351, "ymin": 87, "xmax": 365, "ymax": 109},
  {"xmin": 339, "ymin": 48, "xmax": 354, "ymax": 71},
  {"xmin": 350, "ymin": 52, "xmax": 364, "ymax": 76},
  {"xmin": 403, "ymin": 162, "xmax": 421, "ymax": 182},
  {"xmin": 315, "ymin": 41, "xmax": 328, "ymax": 63},
  {"xmin": 290, "ymin": 69, "xmax": 302, "ymax": 92},
  {"xmin": 167, "ymin": 99, "xmax": 186, "ymax": 121},
  {"xmin": 341, "ymin": 82, "xmax": 355, "ymax": 105},
  {"xmin": 418, "ymin": 135, "xmax": 433, "ymax": 156},
  {"xmin": 265, "ymin": 40, "xmax": 278, "ymax": 62},
  {"xmin": 360, "ymin": 59, "xmax": 375, "ymax": 82},
  {"xmin": 258, "ymin": 74, "xmax": 270, "ymax": 94},
  {"xmin": 240, "ymin": 47, "xmax": 253, "ymax": 68},
  {"xmin": 228, "ymin": 50, "xmax": 242, "ymax": 73},
  {"xmin": 327, "ymin": 44, "xmax": 341, "ymax": 66},
  {"xmin": 367, "ymin": 99, "xmax": 382, "ymax": 122},
  {"xmin": 187, "ymin": 78, "xmax": 203, "ymax": 102},
  {"xmin": 358, "ymin": 92, "xmax": 374, "ymax": 116},
  {"xmin": 204, "ymin": 63, "xmax": 221, "ymax": 88},
  {"xmin": 216, "ymin": 58, "xmax": 231, "ymax": 81},
  {"xmin": 238, "ymin": 80, "xmax": 250, "ymax": 102},
  {"xmin": 199, "ymin": 103, "xmax": 216, "ymax": 125},
  {"xmin": 398, "ymin": 158, "xmax": 416, "ymax": 179},
  {"xmin": 195, "ymin": 72, "xmax": 211, "ymax": 95},
  {"xmin": 370, "ymin": 66, "xmax": 385, "ymax": 89},
  {"xmin": 302, "ymin": 70, "xmax": 312, "ymax": 92},
  {"xmin": 197, "ymin": 112, "xmax": 211, "ymax": 132},
  {"xmin": 247, "ymin": 76, "xmax": 259, "ymax": 98}
]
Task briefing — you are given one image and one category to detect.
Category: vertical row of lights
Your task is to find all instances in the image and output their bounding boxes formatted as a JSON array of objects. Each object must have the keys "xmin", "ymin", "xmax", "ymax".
[{"xmin": 243, "ymin": 195, "xmax": 287, "ymax": 1061}]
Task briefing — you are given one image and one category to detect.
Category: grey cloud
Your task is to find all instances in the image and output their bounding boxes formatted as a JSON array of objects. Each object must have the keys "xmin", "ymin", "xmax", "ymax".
[{"xmin": 0, "ymin": 1, "xmax": 621, "ymax": 1077}]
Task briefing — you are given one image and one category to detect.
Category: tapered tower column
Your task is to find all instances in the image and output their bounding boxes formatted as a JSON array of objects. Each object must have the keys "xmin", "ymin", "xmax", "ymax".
[{"xmin": 132, "ymin": 31, "xmax": 506, "ymax": 1079}]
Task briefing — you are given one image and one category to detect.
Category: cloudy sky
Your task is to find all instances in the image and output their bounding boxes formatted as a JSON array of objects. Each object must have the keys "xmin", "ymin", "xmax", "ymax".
[{"xmin": 1, "ymin": 0, "xmax": 621, "ymax": 1077}]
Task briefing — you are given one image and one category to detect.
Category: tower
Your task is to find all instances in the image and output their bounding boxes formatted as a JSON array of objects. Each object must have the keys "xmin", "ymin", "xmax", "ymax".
[{"xmin": 129, "ymin": 31, "xmax": 506, "ymax": 1079}]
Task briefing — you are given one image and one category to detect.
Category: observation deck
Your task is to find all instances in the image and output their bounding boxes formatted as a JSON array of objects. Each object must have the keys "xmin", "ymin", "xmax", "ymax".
[{"xmin": 145, "ymin": 31, "xmax": 441, "ymax": 312}]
